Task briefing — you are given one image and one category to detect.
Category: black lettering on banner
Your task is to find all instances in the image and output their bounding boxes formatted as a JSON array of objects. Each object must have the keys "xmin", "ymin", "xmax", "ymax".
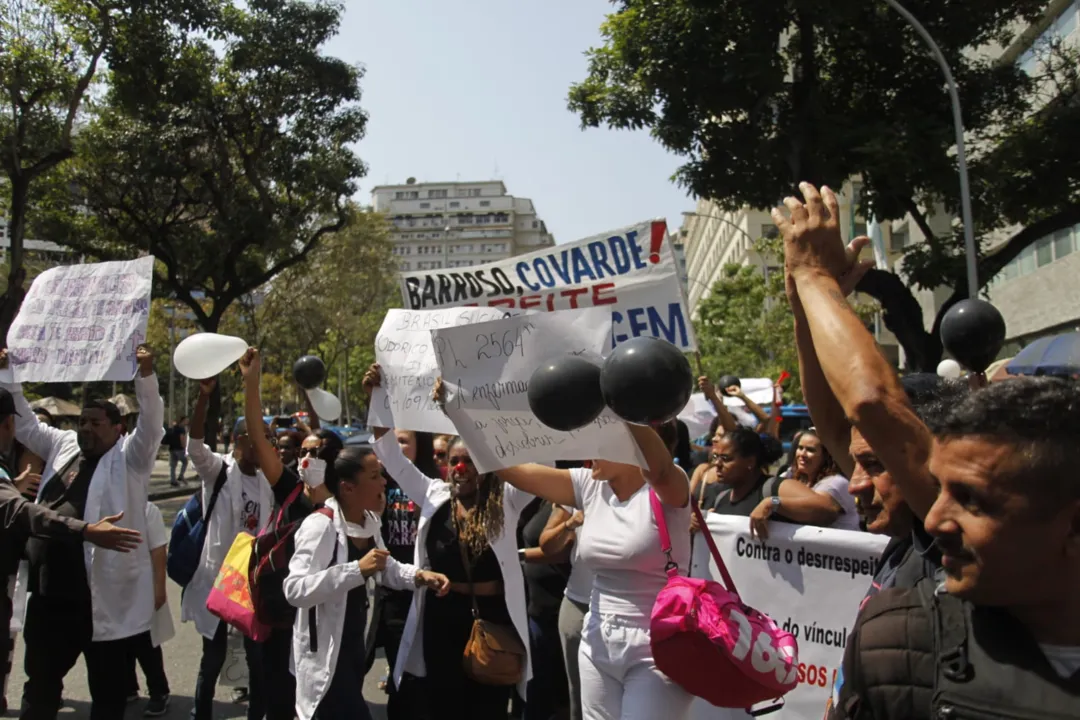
[
  {"xmin": 492, "ymin": 428, "xmax": 565, "ymax": 460},
  {"xmin": 800, "ymin": 622, "xmax": 849, "ymax": 649}
]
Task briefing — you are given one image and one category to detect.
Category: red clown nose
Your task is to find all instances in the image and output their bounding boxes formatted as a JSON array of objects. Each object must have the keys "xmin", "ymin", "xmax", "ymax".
[{"xmin": 454, "ymin": 462, "xmax": 468, "ymax": 476}]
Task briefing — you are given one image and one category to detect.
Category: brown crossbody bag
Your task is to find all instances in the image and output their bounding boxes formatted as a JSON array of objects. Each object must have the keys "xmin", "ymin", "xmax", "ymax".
[{"xmin": 452, "ymin": 507, "xmax": 526, "ymax": 686}]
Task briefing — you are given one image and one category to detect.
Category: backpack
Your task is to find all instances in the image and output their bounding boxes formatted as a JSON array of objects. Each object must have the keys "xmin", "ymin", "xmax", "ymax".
[
  {"xmin": 167, "ymin": 461, "xmax": 228, "ymax": 587},
  {"xmin": 649, "ymin": 490, "xmax": 798, "ymax": 710},
  {"xmin": 249, "ymin": 485, "xmax": 333, "ymax": 628}
]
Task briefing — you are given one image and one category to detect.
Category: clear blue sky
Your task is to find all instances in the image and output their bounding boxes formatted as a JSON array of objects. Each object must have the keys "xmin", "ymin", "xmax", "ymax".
[{"xmin": 326, "ymin": 1, "xmax": 695, "ymax": 244}]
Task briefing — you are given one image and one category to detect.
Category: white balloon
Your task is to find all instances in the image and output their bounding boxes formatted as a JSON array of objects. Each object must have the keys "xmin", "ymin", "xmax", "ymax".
[
  {"xmin": 937, "ymin": 358, "xmax": 962, "ymax": 379},
  {"xmin": 173, "ymin": 333, "xmax": 249, "ymax": 380},
  {"xmin": 307, "ymin": 387, "xmax": 342, "ymax": 423}
]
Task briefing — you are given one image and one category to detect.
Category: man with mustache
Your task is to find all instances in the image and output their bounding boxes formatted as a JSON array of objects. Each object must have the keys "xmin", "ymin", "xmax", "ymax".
[{"xmin": 775, "ymin": 183, "xmax": 1080, "ymax": 719}]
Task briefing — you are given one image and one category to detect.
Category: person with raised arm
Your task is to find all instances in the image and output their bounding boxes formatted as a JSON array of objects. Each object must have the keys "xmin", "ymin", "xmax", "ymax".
[
  {"xmin": 362, "ymin": 363, "xmax": 534, "ymax": 720},
  {"xmin": 776, "ymin": 182, "xmax": 1080, "ymax": 719},
  {"xmin": 0, "ymin": 345, "xmax": 161, "ymax": 720},
  {"xmin": 183, "ymin": 373, "xmax": 275, "ymax": 720},
  {"xmin": 485, "ymin": 408, "xmax": 693, "ymax": 720}
]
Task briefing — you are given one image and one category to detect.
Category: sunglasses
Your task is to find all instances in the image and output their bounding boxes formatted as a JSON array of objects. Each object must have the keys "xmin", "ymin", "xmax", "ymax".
[
  {"xmin": 449, "ymin": 456, "xmax": 474, "ymax": 467},
  {"xmin": 434, "ymin": 450, "xmax": 447, "ymax": 459}
]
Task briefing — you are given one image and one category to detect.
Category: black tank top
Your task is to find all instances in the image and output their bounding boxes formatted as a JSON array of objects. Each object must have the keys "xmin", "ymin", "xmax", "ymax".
[{"xmin": 426, "ymin": 501, "xmax": 502, "ymax": 584}]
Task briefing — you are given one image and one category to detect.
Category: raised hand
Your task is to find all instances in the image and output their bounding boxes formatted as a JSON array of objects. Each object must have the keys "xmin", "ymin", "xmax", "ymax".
[
  {"xmin": 136, "ymin": 344, "xmax": 155, "ymax": 377},
  {"xmin": 416, "ymin": 569, "xmax": 451, "ymax": 596},
  {"xmin": 362, "ymin": 363, "xmax": 381, "ymax": 396},
  {"xmin": 238, "ymin": 348, "xmax": 261, "ymax": 379},
  {"xmin": 199, "ymin": 377, "xmax": 217, "ymax": 397},
  {"xmin": 84, "ymin": 512, "xmax": 143, "ymax": 552},
  {"xmin": 772, "ymin": 183, "xmax": 850, "ymax": 281}
]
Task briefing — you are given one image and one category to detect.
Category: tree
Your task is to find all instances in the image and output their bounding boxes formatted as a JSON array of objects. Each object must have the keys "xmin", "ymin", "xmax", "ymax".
[
  {"xmin": 695, "ymin": 264, "xmax": 803, "ymax": 400},
  {"xmin": 0, "ymin": 0, "xmax": 212, "ymax": 339},
  {"xmin": 231, "ymin": 209, "xmax": 399, "ymax": 423},
  {"xmin": 35, "ymin": 0, "xmax": 367, "ymax": 442},
  {"xmin": 569, "ymin": 1, "xmax": 1079, "ymax": 370}
]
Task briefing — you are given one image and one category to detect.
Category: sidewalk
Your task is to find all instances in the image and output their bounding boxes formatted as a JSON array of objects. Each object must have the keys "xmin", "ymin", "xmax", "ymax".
[{"xmin": 149, "ymin": 451, "xmax": 200, "ymax": 501}]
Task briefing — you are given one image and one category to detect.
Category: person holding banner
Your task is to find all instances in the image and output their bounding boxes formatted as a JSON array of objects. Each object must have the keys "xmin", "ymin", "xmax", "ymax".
[
  {"xmin": 1, "ymin": 345, "xmax": 163, "ymax": 720},
  {"xmin": 783, "ymin": 429, "xmax": 860, "ymax": 532},
  {"xmin": 366, "ymin": 359, "xmax": 535, "ymax": 720},
  {"xmin": 491, "ymin": 421, "xmax": 693, "ymax": 720}
]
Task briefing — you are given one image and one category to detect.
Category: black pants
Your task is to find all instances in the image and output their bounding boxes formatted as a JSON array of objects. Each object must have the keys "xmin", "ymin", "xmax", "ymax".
[
  {"xmin": 374, "ymin": 589, "xmax": 412, "ymax": 720},
  {"xmin": 21, "ymin": 594, "xmax": 135, "ymax": 720},
  {"xmin": 419, "ymin": 592, "xmax": 513, "ymax": 720},
  {"xmin": 524, "ymin": 613, "xmax": 569, "ymax": 720},
  {"xmin": 191, "ymin": 621, "xmax": 264, "ymax": 720},
  {"xmin": 259, "ymin": 626, "xmax": 295, "ymax": 720},
  {"xmin": 127, "ymin": 631, "xmax": 170, "ymax": 699}
]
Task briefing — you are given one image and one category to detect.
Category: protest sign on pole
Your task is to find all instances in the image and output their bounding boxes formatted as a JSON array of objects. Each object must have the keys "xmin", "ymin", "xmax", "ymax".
[
  {"xmin": 399, "ymin": 220, "xmax": 698, "ymax": 351},
  {"xmin": 689, "ymin": 516, "xmax": 889, "ymax": 720},
  {"xmin": 430, "ymin": 307, "xmax": 645, "ymax": 473},
  {"xmin": 367, "ymin": 306, "xmax": 529, "ymax": 434},
  {"xmin": 7, "ymin": 257, "xmax": 154, "ymax": 383}
]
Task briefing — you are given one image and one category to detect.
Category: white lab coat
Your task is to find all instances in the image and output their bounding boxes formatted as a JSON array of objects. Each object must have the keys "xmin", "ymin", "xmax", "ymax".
[
  {"xmin": 284, "ymin": 498, "xmax": 417, "ymax": 720},
  {"xmin": 373, "ymin": 433, "xmax": 534, "ymax": 699},
  {"xmin": 181, "ymin": 438, "xmax": 274, "ymax": 640},
  {"xmin": 4, "ymin": 374, "xmax": 164, "ymax": 642}
]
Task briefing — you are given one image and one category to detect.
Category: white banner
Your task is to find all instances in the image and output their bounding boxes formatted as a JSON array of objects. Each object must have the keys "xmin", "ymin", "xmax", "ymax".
[
  {"xmin": 689, "ymin": 516, "xmax": 889, "ymax": 720},
  {"xmin": 368, "ymin": 306, "xmax": 529, "ymax": 434},
  {"xmin": 399, "ymin": 220, "xmax": 698, "ymax": 351},
  {"xmin": 7, "ymin": 257, "xmax": 154, "ymax": 383},
  {"xmin": 430, "ymin": 308, "xmax": 645, "ymax": 473}
]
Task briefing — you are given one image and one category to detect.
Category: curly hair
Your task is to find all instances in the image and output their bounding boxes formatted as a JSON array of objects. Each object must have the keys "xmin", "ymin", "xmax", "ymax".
[{"xmin": 448, "ymin": 436, "xmax": 505, "ymax": 558}]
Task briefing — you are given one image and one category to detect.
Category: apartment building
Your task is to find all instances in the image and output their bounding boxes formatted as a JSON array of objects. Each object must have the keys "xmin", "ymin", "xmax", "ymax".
[{"xmin": 371, "ymin": 179, "xmax": 555, "ymax": 272}]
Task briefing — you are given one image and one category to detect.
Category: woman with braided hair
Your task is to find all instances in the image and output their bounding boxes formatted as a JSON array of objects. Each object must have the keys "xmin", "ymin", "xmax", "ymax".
[{"xmin": 364, "ymin": 363, "xmax": 534, "ymax": 720}]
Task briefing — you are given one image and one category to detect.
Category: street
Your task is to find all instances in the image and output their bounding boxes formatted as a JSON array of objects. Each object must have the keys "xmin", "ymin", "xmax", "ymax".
[{"xmin": 4, "ymin": 494, "xmax": 389, "ymax": 720}]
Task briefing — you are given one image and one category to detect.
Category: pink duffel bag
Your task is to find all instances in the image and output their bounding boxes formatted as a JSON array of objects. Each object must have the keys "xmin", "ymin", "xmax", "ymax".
[{"xmin": 649, "ymin": 489, "xmax": 798, "ymax": 710}]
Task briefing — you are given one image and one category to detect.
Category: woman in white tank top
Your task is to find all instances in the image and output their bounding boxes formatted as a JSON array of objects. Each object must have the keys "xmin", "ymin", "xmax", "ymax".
[{"xmin": 496, "ymin": 421, "xmax": 693, "ymax": 720}]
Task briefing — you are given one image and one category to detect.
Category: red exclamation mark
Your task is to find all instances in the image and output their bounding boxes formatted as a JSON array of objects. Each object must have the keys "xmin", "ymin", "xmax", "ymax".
[{"xmin": 649, "ymin": 221, "xmax": 666, "ymax": 264}]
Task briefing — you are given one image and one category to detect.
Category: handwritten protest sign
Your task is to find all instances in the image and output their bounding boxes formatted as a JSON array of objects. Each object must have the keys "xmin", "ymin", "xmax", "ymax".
[
  {"xmin": 689, "ymin": 516, "xmax": 889, "ymax": 720},
  {"xmin": 430, "ymin": 307, "xmax": 645, "ymax": 473},
  {"xmin": 367, "ymin": 307, "xmax": 530, "ymax": 434},
  {"xmin": 399, "ymin": 220, "xmax": 698, "ymax": 351},
  {"xmin": 7, "ymin": 257, "xmax": 154, "ymax": 383}
]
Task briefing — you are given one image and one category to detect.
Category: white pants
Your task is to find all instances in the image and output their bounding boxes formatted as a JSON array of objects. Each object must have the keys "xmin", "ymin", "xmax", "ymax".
[{"xmin": 579, "ymin": 610, "xmax": 693, "ymax": 720}]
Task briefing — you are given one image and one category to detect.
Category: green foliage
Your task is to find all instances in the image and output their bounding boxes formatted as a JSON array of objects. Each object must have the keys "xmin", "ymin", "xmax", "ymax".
[
  {"xmin": 694, "ymin": 264, "xmax": 803, "ymax": 402},
  {"xmin": 34, "ymin": 0, "xmax": 367, "ymax": 335},
  {"xmin": 570, "ymin": 1, "xmax": 1079, "ymax": 369},
  {"xmin": 694, "ymin": 240, "xmax": 879, "ymax": 403}
]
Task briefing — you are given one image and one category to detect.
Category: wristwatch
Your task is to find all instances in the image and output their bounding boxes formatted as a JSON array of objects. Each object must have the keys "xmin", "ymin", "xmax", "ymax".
[
  {"xmin": 770, "ymin": 496, "xmax": 782, "ymax": 512},
  {"xmin": 518, "ymin": 548, "xmax": 527, "ymax": 563}
]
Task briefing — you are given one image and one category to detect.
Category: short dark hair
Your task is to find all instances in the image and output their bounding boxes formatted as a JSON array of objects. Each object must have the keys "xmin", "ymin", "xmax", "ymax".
[
  {"xmin": 328, "ymin": 446, "xmax": 375, "ymax": 497},
  {"xmin": 725, "ymin": 427, "xmax": 784, "ymax": 469},
  {"xmin": 936, "ymin": 377, "xmax": 1080, "ymax": 504},
  {"xmin": 900, "ymin": 374, "xmax": 969, "ymax": 431},
  {"xmin": 83, "ymin": 399, "xmax": 122, "ymax": 425}
]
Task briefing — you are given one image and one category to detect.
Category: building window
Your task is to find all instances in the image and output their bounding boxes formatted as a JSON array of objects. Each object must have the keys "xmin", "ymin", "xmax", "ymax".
[
  {"xmin": 449, "ymin": 201, "xmax": 460, "ymax": 208},
  {"xmin": 531, "ymin": 221, "xmax": 538, "ymax": 229},
  {"xmin": 1053, "ymin": 227, "xmax": 1074, "ymax": 260},
  {"xmin": 419, "ymin": 202, "xmax": 430, "ymax": 209},
  {"xmin": 475, "ymin": 214, "xmax": 492, "ymax": 224},
  {"xmin": 428, "ymin": 189, "xmax": 447, "ymax": 199},
  {"xmin": 469, "ymin": 189, "xmax": 482, "ymax": 197},
  {"xmin": 890, "ymin": 230, "xmax": 908, "ymax": 252},
  {"xmin": 458, "ymin": 214, "xmax": 474, "ymax": 225},
  {"xmin": 479, "ymin": 200, "xmax": 491, "ymax": 207},
  {"xmin": 494, "ymin": 213, "xmax": 509, "ymax": 223},
  {"xmin": 1036, "ymin": 236, "xmax": 1054, "ymax": 267},
  {"xmin": 400, "ymin": 261, "xmax": 410, "ymax": 271}
]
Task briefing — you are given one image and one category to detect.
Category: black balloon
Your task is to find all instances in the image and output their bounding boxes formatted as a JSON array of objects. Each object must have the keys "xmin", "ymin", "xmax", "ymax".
[
  {"xmin": 939, "ymin": 299, "xmax": 1006, "ymax": 373},
  {"xmin": 293, "ymin": 355, "xmax": 327, "ymax": 390},
  {"xmin": 527, "ymin": 355, "xmax": 605, "ymax": 432},
  {"xmin": 718, "ymin": 374, "xmax": 741, "ymax": 396},
  {"xmin": 600, "ymin": 337, "xmax": 694, "ymax": 425}
]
